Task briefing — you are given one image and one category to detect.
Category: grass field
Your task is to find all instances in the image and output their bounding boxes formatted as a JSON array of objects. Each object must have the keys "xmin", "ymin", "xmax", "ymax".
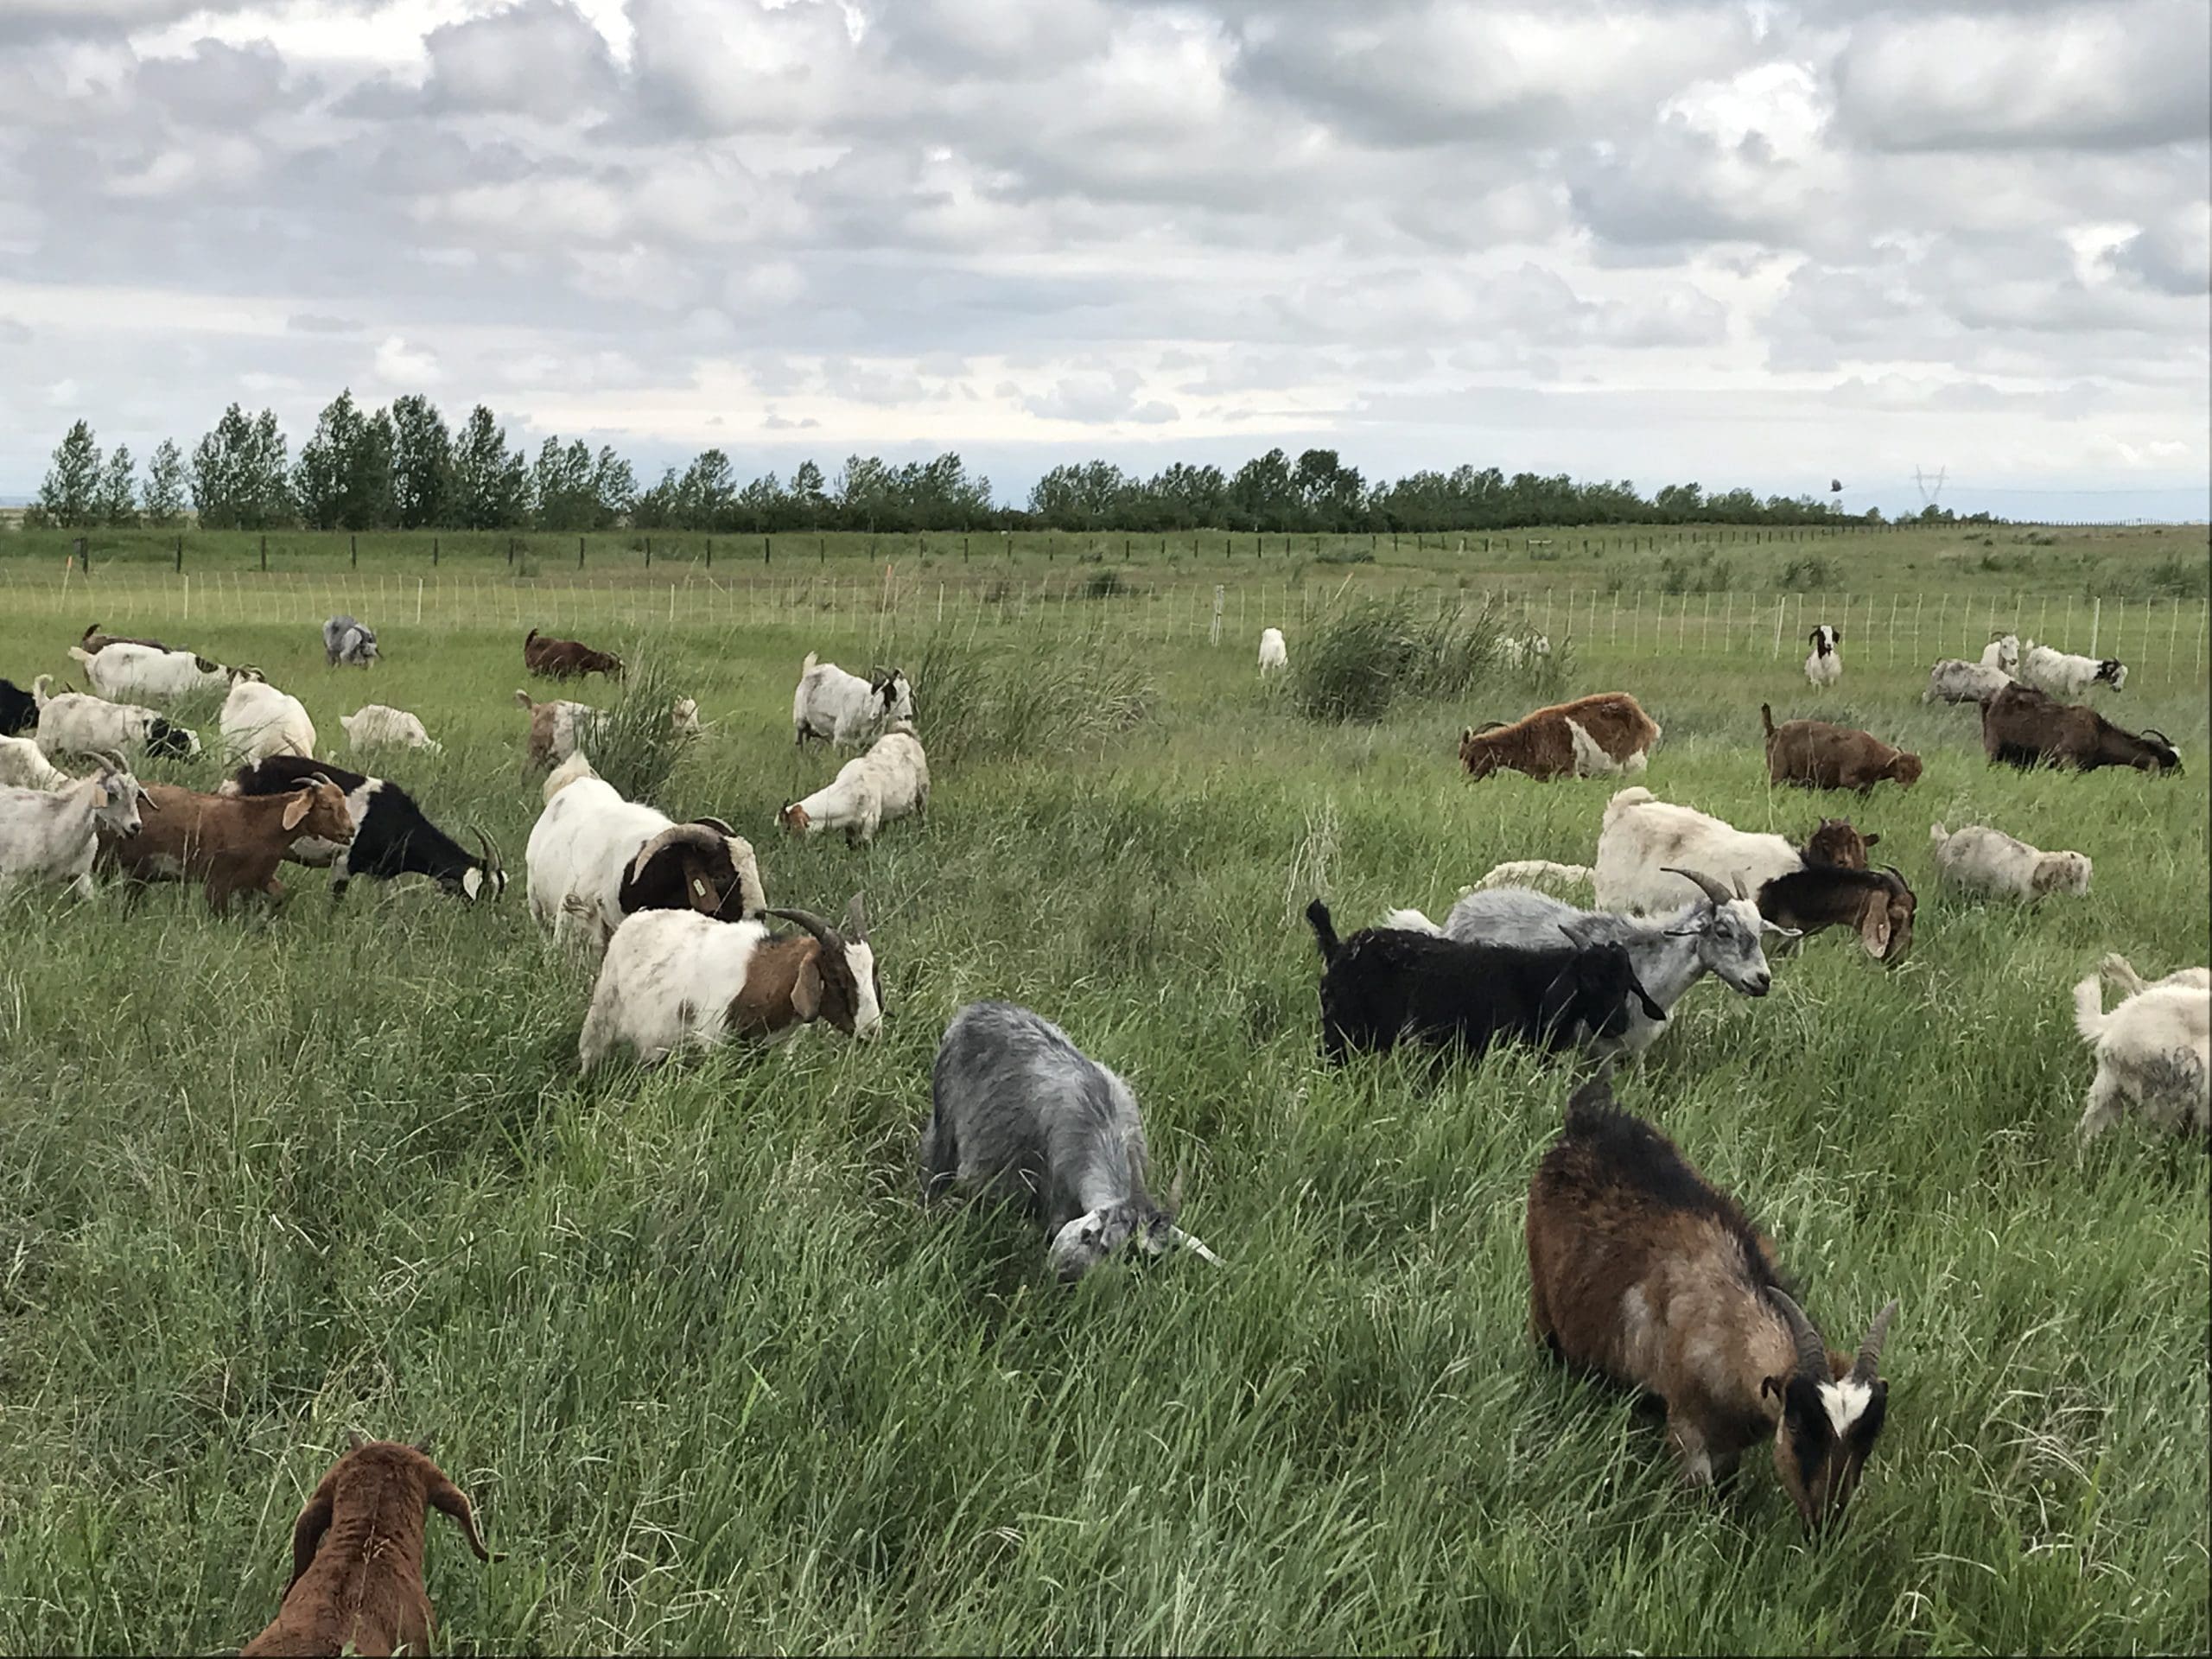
[{"xmin": 0, "ymin": 552, "xmax": 2206, "ymax": 1652}]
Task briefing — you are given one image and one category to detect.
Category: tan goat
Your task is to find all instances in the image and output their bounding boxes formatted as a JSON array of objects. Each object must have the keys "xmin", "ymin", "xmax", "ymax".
[
  {"xmin": 99, "ymin": 776, "xmax": 353, "ymax": 913},
  {"xmin": 1762, "ymin": 705, "xmax": 1921, "ymax": 793}
]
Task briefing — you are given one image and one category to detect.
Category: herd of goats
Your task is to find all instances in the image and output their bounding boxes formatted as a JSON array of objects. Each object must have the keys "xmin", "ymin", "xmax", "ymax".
[{"xmin": 0, "ymin": 604, "xmax": 2205, "ymax": 1653}]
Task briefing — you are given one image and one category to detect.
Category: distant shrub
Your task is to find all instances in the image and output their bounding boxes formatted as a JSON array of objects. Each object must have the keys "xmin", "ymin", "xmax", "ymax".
[
  {"xmin": 1315, "ymin": 547, "xmax": 1376, "ymax": 565},
  {"xmin": 579, "ymin": 649, "xmax": 693, "ymax": 803},
  {"xmin": 1291, "ymin": 592, "xmax": 1504, "ymax": 723},
  {"xmin": 1084, "ymin": 569, "xmax": 1130, "ymax": 599},
  {"xmin": 910, "ymin": 628, "xmax": 1151, "ymax": 764},
  {"xmin": 1658, "ymin": 547, "xmax": 1733, "ymax": 594},
  {"xmin": 1777, "ymin": 556, "xmax": 1840, "ymax": 592}
]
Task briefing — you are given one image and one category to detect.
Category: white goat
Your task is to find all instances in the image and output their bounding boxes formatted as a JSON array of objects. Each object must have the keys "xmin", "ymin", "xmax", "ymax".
[
  {"xmin": 1980, "ymin": 633, "xmax": 2021, "ymax": 673},
  {"xmin": 1803, "ymin": 624, "xmax": 1841, "ymax": 687},
  {"xmin": 1587, "ymin": 788, "xmax": 1817, "ymax": 915},
  {"xmin": 2098, "ymin": 953, "xmax": 2212, "ymax": 996},
  {"xmin": 2019, "ymin": 639, "xmax": 2126, "ymax": 696},
  {"xmin": 66, "ymin": 641, "xmax": 238, "ymax": 702},
  {"xmin": 1502, "ymin": 632, "xmax": 1553, "ymax": 670},
  {"xmin": 2073, "ymin": 968, "xmax": 2210, "ymax": 1144},
  {"xmin": 1258, "ymin": 627, "xmax": 1287, "ymax": 676},
  {"xmin": 0, "ymin": 761, "xmax": 149, "ymax": 898},
  {"xmin": 0, "ymin": 734, "xmax": 72, "ymax": 791},
  {"xmin": 31, "ymin": 677, "xmax": 200, "ymax": 760},
  {"xmin": 779, "ymin": 724, "xmax": 929, "ymax": 846},
  {"xmin": 526, "ymin": 753, "xmax": 766, "ymax": 955},
  {"xmin": 220, "ymin": 677, "xmax": 316, "ymax": 765},
  {"xmin": 791, "ymin": 652, "xmax": 912, "ymax": 748},
  {"xmin": 339, "ymin": 704, "xmax": 440, "ymax": 753},
  {"xmin": 1929, "ymin": 822, "xmax": 2091, "ymax": 900},
  {"xmin": 1923, "ymin": 659, "xmax": 2014, "ymax": 704}
]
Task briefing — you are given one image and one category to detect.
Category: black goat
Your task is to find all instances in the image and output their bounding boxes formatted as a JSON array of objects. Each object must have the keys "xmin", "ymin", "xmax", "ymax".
[
  {"xmin": 0, "ymin": 677, "xmax": 36, "ymax": 736},
  {"xmin": 1306, "ymin": 899, "xmax": 1665, "ymax": 1065},
  {"xmin": 222, "ymin": 755, "xmax": 505, "ymax": 901},
  {"xmin": 1755, "ymin": 864, "xmax": 1916, "ymax": 963}
]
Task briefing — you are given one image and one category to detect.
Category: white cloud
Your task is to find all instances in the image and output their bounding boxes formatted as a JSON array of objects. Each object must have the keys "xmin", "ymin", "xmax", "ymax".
[{"xmin": 373, "ymin": 334, "xmax": 442, "ymax": 385}]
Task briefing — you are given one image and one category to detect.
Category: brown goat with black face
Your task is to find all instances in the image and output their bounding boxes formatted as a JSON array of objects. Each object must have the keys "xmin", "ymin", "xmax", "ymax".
[
  {"xmin": 241, "ymin": 1434, "xmax": 496, "ymax": 1657},
  {"xmin": 98, "ymin": 777, "xmax": 355, "ymax": 913},
  {"xmin": 1980, "ymin": 681, "xmax": 2181, "ymax": 773},
  {"xmin": 1757, "ymin": 863, "xmax": 1917, "ymax": 963},
  {"xmin": 1801, "ymin": 817, "xmax": 1877, "ymax": 869},
  {"xmin": 523, "ymin": 627, "xmax": 624, "ymax": 681},
  {"xmin": 1528, "ymin": 1075, "xmax": 1898, "ymax": 1534},
  {"xmin": 1762, "ymin": 705, "xmax": 1922, "ymax": 793}
]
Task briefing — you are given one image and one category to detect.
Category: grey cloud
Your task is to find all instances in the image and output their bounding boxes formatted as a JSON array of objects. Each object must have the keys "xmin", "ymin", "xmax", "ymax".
[
  {"xmin": 762, "ymin": 410, "xmax": 821, "ymax": 429},
  {"xmin": 2113, "ymin": 205, "xmax": 2212, "ymax": 296},
  {"xmin": 423, "ymin": 0, "xmax": 620, "ymax": 119},
  {"xmin": 1022, "ymin": 370, "xmax": 1178, "ymax": 423},
  {"xmin": 287, "ymin": 315, "xmax": 360, "ymax": 335},
  {"xmin": 133, "ymin": 38, "xmax": 287, "ymax": 127}
]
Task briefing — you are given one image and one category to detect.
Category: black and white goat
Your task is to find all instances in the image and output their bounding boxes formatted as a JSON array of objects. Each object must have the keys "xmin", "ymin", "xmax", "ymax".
[
  {"xmin": 324, "ymin": 613, "xmax": 379, "ymax": 667},
  {"xmin": 791, "ymin": 652, "xmax": 913, "ymax": 748},
  {"xmin": 1306, "ymin": 899, "xmax": 1664, "ymax": 1065},
  {"xmin": 223, "ymin": 755, "xmax": 504, "ymax": 901},
  {"xmin": 921, "ymin": 1001, "xmax": 1223, "ymax": 1281},
  {"xmin": 1803, "ymin": 624, "xmax": 1841, "ymax": 687}
]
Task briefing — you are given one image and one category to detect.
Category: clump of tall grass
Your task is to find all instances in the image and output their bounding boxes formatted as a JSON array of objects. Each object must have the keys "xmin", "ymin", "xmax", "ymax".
[
  {"xmin": 577, "ymin": 645, "xmax": 694, "ymax": 802},
  {"xmin": 908, "ymin": 627, "xmax": 1151, "ymax": 765},
  {"xmin": 1289, "ymin": 592, "xmax": 1504, "ymax": 723}
]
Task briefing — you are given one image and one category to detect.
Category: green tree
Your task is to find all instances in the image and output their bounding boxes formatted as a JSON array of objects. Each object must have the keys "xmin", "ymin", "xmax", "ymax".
[
  {"xmin": 389, "ymin": 395, "xmax": 453, "ymax": 530},
  {"xmin": 248, "ymin": 408, "xmax": 295, "ymax": 528},
  {"xmin": 451, "ymin": 405, "xmax": 528, "ymax": 530},
  {"xmin": 32, "ymin": 420, "xmax": 103, "ymax": 529},
  {"xmin": 590, "ymin": 446, "xmax": 636, "ymax": 528},
  {"xmin": 677, "ymin": 449, "xmax": 738, "ymax": 531},
  {"xmin": 142, "ymin": 438, "xmax": 188, "ymax": 527},
  {"xmin": 1227, "ymin": 448, "xmax": 1296, "ymax": 530},
  {"xmin": 531, "ymin": 436, "xmax": 598, "ymax": 531},
  {"xmin": 294, "ymin": 390, "xmax": 391, "ymax": 531},
  {"xmin": 789, "ymin": 459, "xmax": 827, "ymax": 527},
  {"xmin": 96, "ymin": 442, "xmax": 140, "ymax": 527}
]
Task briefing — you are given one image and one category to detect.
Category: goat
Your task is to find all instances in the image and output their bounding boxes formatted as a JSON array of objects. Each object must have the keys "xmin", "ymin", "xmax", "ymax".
[
  {"xmin": 578, "ymin": 894, "xmax": 880, "ymax": 1071},
  {"xmin": 1980, "ymin": 632, "xmax": 2021, "ymax": 673},
  {"xmin": 1589, "ymin": 787, "xmax": 1870, "ymax": 914},
  {"xmin": 523, "ymin": 626, "xmax": 623, "ymax": 680},
  {"xmin": 1929, "ymin": 822, "xmax": 2091, "ymax": 900},
  {"xmin": 67, "ymin": 639, "xmax": 245, "ymax": 702},
  {"xmin": 338, "ymin": 704, "xmax": 439, "ymax": 753},
  {"xmin": 516, "ymin": 690, "xmax": 699, "ymax": 773},
  {"xmin": 2020, "ymin": 639, "xmax": 2126, "ymax": 697},
  {"xmin": 1754, "ymin": 863, "xmax": 1917, "ymax": 962},
  {"xmin": 0, "ymin": 760, "xmax": 148, "ymax": 898},
  {"xmin": 1471, "ymin": 815, "xmax": 1875, "ymax": 908},
  {"xmin": 791, "ymin": 652, "xmax": 913, "ymax": 748},
  {"xmin": 1981, "ymin": 682, "xmax": 2179, "ymax": 774},
  {"xmin": 1527, "ymin": 1074, "xmax": 1898, "ymax": 1533},
  {"xmin": 1761, "ymin": 705, "xmax": 1922, "ymax": 793},
  {"xmin": 0, "ymin": 733, "xmax": 72, "ymax": 791},
  {"xmin": 2098, "ymin": 953, "xmax": 2211, "ymax": 997},
  {"xmin": 1923, "ymin": 658, "xmax": 2014, "ymax": 705},
  {"xmin": 1386, "ymin": 865, "xmax": 1796, "ymax": 1059},
  {"xmin": 779, "ymin": 723, "xmax": 928, "ymax": 846},
  {"xmin": 1458, "ymin": 692, "xmax": 1660, "ymax": 783},
  {"xmin": 79, "ymin": 621, "xmax": 172, "ymax": 654},
  {"xmin": 1, "ymin": 677, "xmax": 41, "ymax": 736},
  {"xmin": 525, "ymin": 753, "xmax": 764, "ymax": 954},
  {"xmin": 1803, "ymin": 624, "xmax": 1841, "ymax": 687},
  {"xmin": 920, "ymin": 1001, "xmax": 1222, "ymax": 1281},
  {"xmin": 1258, "ymin": 626, "xmax": 1287, "ymax": 676},
  {"xmin": 2072, "ymin": 968, "xmax": 2209, "ymax": 1144},
  {"xmin": 1503, "ymin": 632, "xmax": 1553, "ymax": 670},
  {"xmin": 1307, "ymin": 899, "xmax": 1664, "ymax": 1065},
  {"xmin": 323, "ymin": 613, "xmax": 378, "ymax": 667},
  {"xmin": 30, "ymin": 675, "xmax": 199, "ymax": 760},
  {"xmin": 102, "ymin": 775, "xmax": 354, "ymax": 913},
  {"xmin": 220, "ymin": 676, "xmax": 317, "ymax": 765},
  {"xmin": 224, "ymin": 755, "xmax": 505, "ymax": 902},
  {"xmin": 240, "ymin": 1433, "xmax": 494, "ymax": 1659}
]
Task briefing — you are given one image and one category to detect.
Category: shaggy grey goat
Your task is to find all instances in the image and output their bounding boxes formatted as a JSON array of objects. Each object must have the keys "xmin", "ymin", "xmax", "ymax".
[
  {"xmin": 324, "ymin": 613, "xmax": 378, "ymax": 667},
  {"xmin": 921, "ymin": 1001, "xmax": 1224, "ymax": 1281}
]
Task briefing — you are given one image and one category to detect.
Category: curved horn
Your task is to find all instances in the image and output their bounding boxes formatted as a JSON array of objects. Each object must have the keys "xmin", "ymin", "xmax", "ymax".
[
  {"xmin": 2141, "ymin": 728, "xmax": 2172, "ymax": 745},
  {"xmin": 469, "ymin": 825, "xmax": 502, "ymax": 878},
  {"xmin": 764, "ymin": 906, "xmax": 838, "ymax": 944},
  {"xmin": 1661, "ymin": 866, "xmax": 1733, "ymax": 908},
  {"xmin": 1769, "ymin": 1288, "xmax": 1830, "ymax": 1380},
  {"xmin": 1166, "ymin": 1226, "xmax": 1225, "ymax": 1267},
  {"xmin": 1851, "ymin": 1299, "xmax": 1898, "ymax": 1382}
]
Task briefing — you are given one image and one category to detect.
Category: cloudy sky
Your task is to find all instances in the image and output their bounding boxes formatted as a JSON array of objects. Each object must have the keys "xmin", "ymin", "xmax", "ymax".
[{"xmin": 2, "ymin": 0, "xmax": 2206, "ymax": 519}]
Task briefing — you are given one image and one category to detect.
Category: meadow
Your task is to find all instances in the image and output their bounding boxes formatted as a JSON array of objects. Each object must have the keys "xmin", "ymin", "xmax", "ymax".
[{"xmin": 0, "ymin": 530, "xmax": 2206, "ymax": 1653}]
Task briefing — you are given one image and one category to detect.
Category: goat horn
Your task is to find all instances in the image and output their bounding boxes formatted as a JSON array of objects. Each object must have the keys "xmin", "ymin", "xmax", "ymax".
[
  {"xmin": 1851, "ymin": 1299, "xmax": 1898, "ymax": 1382},
  {"xmin": 1769, "ymin": 1289, "xmax": 1830, "ymax": 1380},
  {"xmin": 469, "ymin": 825, "xmax": 501, "ymax": 878},
  {"xmin": 1661, "ymin": 866, "xmax": 1733, "ymax": 908},
  {"xmin": 1167, "ymin": 1226, "xmax": 1225, "ymax": 1267},
  {"xmin": 346, "ymin": 1428, "xmax": 367, "ymax": 1451},
  {"xmin": 765, "ymin": 906, "xmax": 838, "ymax": 944},
  {"xmin": 2141, "ymin": 728, "xmax": 2172, "ymax": 745},
  {"xmin": 413, "ymin": 1433, "xmax": 435, "ymax": 1454}
]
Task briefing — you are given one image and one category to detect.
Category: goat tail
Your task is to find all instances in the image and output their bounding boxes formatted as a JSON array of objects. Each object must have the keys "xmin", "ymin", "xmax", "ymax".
[
  {"xmin": 1601, "ymin": 785, "xmax": 1656, "ymax": 829},
  {"xmin": 1473, "ymin": 859, "xmax": 1593, "ymax": 893},
  {"xmin": 1759, "ymin": 702, "xmax": 1776, "ymax": 742},
  {"xmin": 1305, "ymin": 899, "xmax": 1341, "ymax": 963},
  {"xmin": 2098, "ymin": 953, "xmax": 2148, "ymax": 997},
  {"xmin": 1929, "ymin": 821, "xmax": 1948, "ymax": 850},
  {"xmin": 31, "ymin": 674, "xmax": 53, "ymax": 705},
  {"xmin": 801, "ymin": 651, "xmax": 819, "ymax": 675},
  {"xmin": 515, "ymin": 689, "xmax": 533, "ymax": 709},
  {"xmin": 2072, "ymin": 973, "xmax": 2107, "ymax": 1045}
]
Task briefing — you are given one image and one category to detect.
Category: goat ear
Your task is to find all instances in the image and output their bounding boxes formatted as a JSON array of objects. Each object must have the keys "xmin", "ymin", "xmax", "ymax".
[
  {"xmin": 791, "ymin": 952, "xmax": 823, "ymax": 1020},
  {"xmin": 1862, "ymin": 831, "xmax": 1880, "ymax": 848},
  {"xmin": 282, "ymin": 789, "xmax": 313, "ymax": 830},
  {"xmin": 286, "ymin": 1475, "xmax": 338, "ymax": 1592},
  {"xmin": 426, "ymin": 1473, "xmax": 499, "ymax": 1564},
  {"xmin": 1857, "ymin": 896, "xmax": 1891, "ymax": 957},
  {"xmin": 1760, "ymin": 1375, "xmax": 1784, "ymax": 1402}
]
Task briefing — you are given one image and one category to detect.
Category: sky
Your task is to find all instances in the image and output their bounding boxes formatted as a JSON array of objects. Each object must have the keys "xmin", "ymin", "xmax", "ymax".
[{"xmin": 1, "ymin": 0, "xmax": 2206, "ymax": 522}]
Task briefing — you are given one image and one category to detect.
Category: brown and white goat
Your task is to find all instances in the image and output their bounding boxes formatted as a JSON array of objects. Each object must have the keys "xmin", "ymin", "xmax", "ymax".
[
  {"xmin": 1528, "ymin": 1075, "xmax": 1898, "ymax": 1533},
  {"xmin": 241, "ymin": 1433, "xmax": 496, "ymax": 1658},
  {"xmin": 522, "ymin": 626, "xmax": 623, "ymax": 681},
  {"xmin": 1459, "ymin": 692, "xmax": 1660, "ymax": 782},
  {"xmin": 1762, "ymin": 705, "xmax": 1922, "ymax": 793},
  {"xmin": 99, "ymin": 776, "xmax": 354, "ymax": 913}
]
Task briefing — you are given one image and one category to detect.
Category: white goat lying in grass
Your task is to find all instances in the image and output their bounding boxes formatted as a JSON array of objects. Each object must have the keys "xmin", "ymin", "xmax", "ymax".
[
  {"xmin": 1929, "ymin": 822, "xmax": 2090, "ymax": 899},
  {"xmin": 2073, "ymin": 956, "xmax": 2210, "ymax": 1145}
]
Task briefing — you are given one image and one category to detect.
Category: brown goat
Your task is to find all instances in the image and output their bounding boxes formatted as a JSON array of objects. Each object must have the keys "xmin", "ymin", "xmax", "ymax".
[
  {"xmin": 1802, "ymin": 817, "xmax": 1878, "ymax": 869},
  {"xmin": 523, "ymin": 627, "xmax": 623, "ymax": 681},
  {"xmin": 1761, "ymin": 705, "xmax": 1922, "ymax": 793},
  {"xmin": 1528, "ymin": 1075, "xmax": 1898, "ymax": 1534},
  {"xmin": 1758, "ymin": 863, "xmax": 1917, "ymax": 962},
  {"xmin": 99, "ymin": 777, "xmax": 353, "ymax": 913},
  {"xmin": 1459, "ymin": 692, "xmax": 1661, "ymax": 781},
  {"xmin": 1981, "ymin": 681, "xmax": 2181, "ymax": 773},
  {"xmin": 241, "ymin": 1435, "xmax": 496, "ymax": 1658}
]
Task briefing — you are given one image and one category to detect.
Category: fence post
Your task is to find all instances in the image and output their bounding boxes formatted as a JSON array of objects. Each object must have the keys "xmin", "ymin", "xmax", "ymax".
[
  {"xmin": 2089, "ymin": 596, "xmax": 2101, "ymax": 656},
  {"xmin": 259, "ymin": 535, "xmax": 267, "ymax": 573},
  {"xmin": 432, "ymin": 536, "xmax": 439, "ymax": 567},
  {"xmin": 1771, "ymin": 596, "xmax": 1785, "ymax": 657},
  {"xmin": 579, "ymin": 536, "xmax": 587, "ymax": 569},
  {"xmin": 174, "ymin": 534, "xmax": 182, "ymax": 573}
]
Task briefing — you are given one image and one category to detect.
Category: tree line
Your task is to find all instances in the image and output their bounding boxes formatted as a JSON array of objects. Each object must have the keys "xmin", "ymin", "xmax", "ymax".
[{"xmin": 22, "ymin": 389, "xmax": 1931, "ymax": 537}]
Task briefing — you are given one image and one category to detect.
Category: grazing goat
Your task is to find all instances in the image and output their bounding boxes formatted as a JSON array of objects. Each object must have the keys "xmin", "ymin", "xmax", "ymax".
[
  {"xmin": 525, "ymin": 753, "xmax": 764, "ymax": 954},
  {"xmin": 2098, "ymin": 953, "xmax": 2211, "ymax": 996},
  {"xmin": 0, "ymin": 733, "xmax": 71, "ymax": 791},
  {"xmin": 1754, "ymin": 863, "xmax": 1917, "ymax": 961},
  {"xmin": 1458, "ymin": 692, "xmax": 1660, "ymax": 783},
  {"xmin": 79, "ymin": 621, "xmax": 172, "ymax": 654},
  {"xmin": 1929, "ymin": 822, "xmax": 2091, "ymax": 900},
  {"xmin": 920, "ymin": 1001, "xmax": 1223, "ymax": 1281},
  {"xmin": 0, "ymin": 760, "xmax": 147, "ymax": 898},
  {"xmin": 1503, "ymin": 632, "xmax": 1553, "ymax": 670},
  {"xmin": 2, "ymin": 677, "xmax": 43, "ymax": 735},
  {"xmin": 339, "ymin": 704, "xmax": 439, "ymax": 753},
  {"xmin": 1803, "ymin": 624, "xmax": 1841, "ymax": 687},
  {"xmin": 1307, "ymin": 899, "xmax": 1664, "ymax": 1065},
  {"xmin": 1589, "ymin": 787, "xmax": 1869, "ymax": 914},
  {"xmin": 578, "ymin": 894, "xmax": 881, "ymax": 1071},
  {"xmin": 240, "ymin": 1433, "xmax": 494, "ymax": 1659},
  {"xmin": 1923, "ymin": 658, "xmax": 2013, "ymax": 705},
  {"xmin": 323, "ymin": 613, "xmax": 378, "ymax": 667},
  {"xmin": 1528, "ymin": 1074, "xmax": 1898, "ymax": 1533},
  {"xmin": 1981, "ymin": 682, "xmax": 2178, "ymax": 773},
  {"xmin": 220, "ymin": 676, "xmax": 317, "ymax": 765},
  {"xmin": 791, "ymin": 652, "xmax": 913, "ymax": 748},
  {"xmin": 1761, "ymin": 705, "xmax": 1922, "ymax": 793},
  {"xmin": 779, "ymin": 723, "xmax": 929, "ymax": 846},
  {"xmin": 515, "ymin": 690, "xmax": 699, "ymax": 772},
  {"xmin": 1387, "ymin": 865, "xmax": 1795, "ymax": 1059},
  {"xmin": 31, "ymin": 675, "xmax": 199, "ymax": 759},
  {"xmin": 1471, "ymin": 815, "xmax": 1875, "ymax": 906},
  {"xmin": 2072, "ymin": 967, "xmax": 2209, "ymax": 1144},
  {"xmin": 1258, "ymin": 626, "xmax": 1287, "ymax": 675},
  {"xmin": 67, "ymin": 639, "xmax": 245, "ymax": 702},
  {"xmin": 523, "ymin": 626, "xmax": 623, "ymax": 680},
  {"xmin": 2019, "ymin": 639, "xmax": 2126, "ymax": 697},
  {"xmin": 103, "ymin": 775, "xmax": 354, "ymax": 912},
  {"xmin": 225, "ymin": 755, "xmax": 505, "ymax": 902},
  {"xmin": 1980, "ymin": 632, "xmax": 2021, "ymax": 673}
]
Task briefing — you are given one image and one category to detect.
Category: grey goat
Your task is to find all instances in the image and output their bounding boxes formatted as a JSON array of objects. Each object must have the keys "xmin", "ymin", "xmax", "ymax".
[
  {"xmin": 324, "ymin": 614, "xmax": 378, "ymax": 668},
  {"xmin": 1385, "ymin": 865, "xmax": 1796, "ymax": 1058},
  {"xmin": 921, "ymin": 1001, "xmax": 1224, "ymax": 1281}
]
